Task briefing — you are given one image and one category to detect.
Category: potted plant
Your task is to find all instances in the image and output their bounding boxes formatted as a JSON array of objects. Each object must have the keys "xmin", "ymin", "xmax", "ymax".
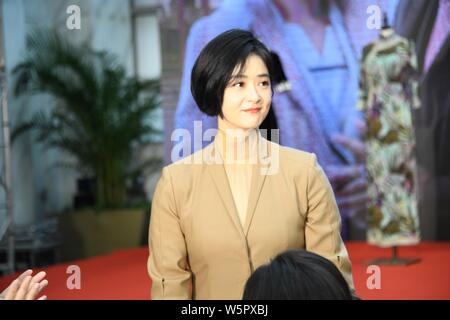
[{"xmin": 12, "ymin": 30, "xmax": 161, "ymax": 260}]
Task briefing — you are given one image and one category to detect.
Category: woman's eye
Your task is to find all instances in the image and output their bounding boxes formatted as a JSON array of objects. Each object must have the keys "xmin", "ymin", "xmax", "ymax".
[
  {"xmin": 233, "ymin": 82, "xmax": 244, "ymax": 87},
  {"xmin": 260, "ymin": 81, "xmax": 270, "ymax": 87}
]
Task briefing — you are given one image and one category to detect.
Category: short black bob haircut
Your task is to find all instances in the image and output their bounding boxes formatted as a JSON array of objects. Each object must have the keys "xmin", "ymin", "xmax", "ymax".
[
  {"xmin": 242, "ymin": 249, "xmax": 354, "ymax": 300},
  {"xmin": 190, "ymin": 29, "xmax": 274, "ymax": 118}
]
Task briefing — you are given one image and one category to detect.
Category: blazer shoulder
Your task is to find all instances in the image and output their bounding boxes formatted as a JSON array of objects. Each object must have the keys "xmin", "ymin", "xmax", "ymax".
[
  {"xmin": 164, "ymin": 143, "xmax": 214, "ymax": 181},
  {"xmin": 277, "ymin": 144, "xmax": 317, "ymax": 169}
]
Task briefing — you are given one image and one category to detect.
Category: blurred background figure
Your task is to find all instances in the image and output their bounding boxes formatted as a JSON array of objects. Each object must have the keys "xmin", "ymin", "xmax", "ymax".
[{"xmin": 242, "ymin": 249, "xmax": 353, "ymax": 300}]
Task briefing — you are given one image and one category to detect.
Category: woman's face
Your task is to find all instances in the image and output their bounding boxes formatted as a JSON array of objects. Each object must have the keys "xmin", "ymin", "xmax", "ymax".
[{"xmin": 218, "ymin": 54, "xmax": 272, "ymax": 132}]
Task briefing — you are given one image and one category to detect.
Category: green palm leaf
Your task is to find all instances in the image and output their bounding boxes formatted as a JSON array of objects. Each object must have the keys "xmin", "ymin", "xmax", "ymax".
[{"xmin": 12, "ymin": 29, "xmax": 161, "ymax": 208}]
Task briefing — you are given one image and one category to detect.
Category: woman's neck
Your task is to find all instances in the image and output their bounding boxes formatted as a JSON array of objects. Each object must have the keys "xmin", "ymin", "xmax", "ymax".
[
  {"xmin": 274, "ymin": 0, "xmax": 330, "ymax": 24},
  {"xmin": 215, "ymin": 126, "xmax": 259, "ymax": 163},
  {"xmin": 380, "ymin": 27, "xmax": 395, "ymax": 39},
  {"xmin": 274, "ymin": 0, "xmax": 330, "ymax": 53}
]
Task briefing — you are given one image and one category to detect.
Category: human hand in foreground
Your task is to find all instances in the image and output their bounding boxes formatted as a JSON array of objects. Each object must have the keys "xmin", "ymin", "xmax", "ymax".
[{"xmin": 0, "ymin": 269, "xmax": 48, "ymax": 300}]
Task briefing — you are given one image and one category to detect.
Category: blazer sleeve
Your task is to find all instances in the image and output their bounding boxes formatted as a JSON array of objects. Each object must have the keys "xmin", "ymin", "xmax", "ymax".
[
  {"xmin": 147, "ymin": 167, "xmax": 192, "ymax": 299},
  {"xmin": 303, "ymin": 154, "xmax": 356, "ymax": 292}
]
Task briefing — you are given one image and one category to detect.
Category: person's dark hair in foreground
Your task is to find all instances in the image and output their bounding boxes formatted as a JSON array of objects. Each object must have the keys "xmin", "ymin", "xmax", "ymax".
[{"xmin": 243, "ymin": 249, "xmax": 353, "ymax": 300}]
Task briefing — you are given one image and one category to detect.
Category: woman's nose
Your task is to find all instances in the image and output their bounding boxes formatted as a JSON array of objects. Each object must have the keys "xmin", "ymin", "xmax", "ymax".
[{"xmin": 247, "ymin": 83, "xmax": 261, "ymax": 102}]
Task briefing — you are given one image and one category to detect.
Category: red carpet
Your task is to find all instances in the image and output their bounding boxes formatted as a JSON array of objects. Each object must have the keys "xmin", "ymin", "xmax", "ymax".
[
  {"xmin": 350, "ymin": 242, "xmax": 450, "ymax": 300},
  {"xmin": 1, "ymin": 242, "xmax": 449, "ymax": 300},
  {"xmin": 0, "ymin": 248, "xmax": 150, "ymax": 300}
]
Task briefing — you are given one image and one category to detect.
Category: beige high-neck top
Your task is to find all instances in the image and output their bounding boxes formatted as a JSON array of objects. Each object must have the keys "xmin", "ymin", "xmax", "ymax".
[{"xmin": 214, "ymin": 129, "xmax": 259, "ymax": 227}]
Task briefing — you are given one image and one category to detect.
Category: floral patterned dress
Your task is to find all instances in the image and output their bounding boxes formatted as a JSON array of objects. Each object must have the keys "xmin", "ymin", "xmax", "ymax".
[{"xmin": 358, "ymin": 29, "xmax": 421, "ymax": 247}]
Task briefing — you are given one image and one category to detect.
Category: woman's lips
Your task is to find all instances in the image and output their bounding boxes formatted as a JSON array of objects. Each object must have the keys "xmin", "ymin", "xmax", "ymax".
[{"xmin": 243, "ymin": 108, "xmax": 261, "ymax": 114}]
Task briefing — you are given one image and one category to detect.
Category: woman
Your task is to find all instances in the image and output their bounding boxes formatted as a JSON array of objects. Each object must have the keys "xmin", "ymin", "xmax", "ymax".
[
  {"xmin": 148, "ymin": 29, "xmax": 354, "ymax": 300},
  {"xmin": 173, "ymin": 0, "xmax": 399, "ymax": 239},
  {"xmin": 243, "ymin": 249, "xmax": 353, "ymax": 300}
]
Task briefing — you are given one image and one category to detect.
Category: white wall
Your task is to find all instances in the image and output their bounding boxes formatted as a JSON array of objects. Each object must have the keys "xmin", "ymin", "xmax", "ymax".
[
  {"xmin": 2, "ymin": 0, "xmax": 36, "ymax": 225},
  {"xmin": 89, "ymin": 0, "xmax": 134, "ymax": 75}
]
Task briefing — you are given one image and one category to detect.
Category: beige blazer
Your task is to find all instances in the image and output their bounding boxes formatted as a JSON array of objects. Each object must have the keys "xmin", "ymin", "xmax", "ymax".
[{"xmin": 148, "ymin": 137, "xmax": 354, "ymax": 300}]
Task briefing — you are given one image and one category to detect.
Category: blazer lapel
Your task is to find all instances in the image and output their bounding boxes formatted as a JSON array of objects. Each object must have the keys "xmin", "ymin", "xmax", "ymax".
[
  {"xmin": 243, "ymin": 137, "xmax": 272, "ymax": 236},
  {"xmin": 205, "ymin": 144, "xmax": 246, "ymax": 238}
]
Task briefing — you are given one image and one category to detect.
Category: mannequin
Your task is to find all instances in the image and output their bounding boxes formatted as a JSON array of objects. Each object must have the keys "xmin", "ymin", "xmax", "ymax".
[{"xmin": 358, "ymin": 15, "xmax": 421, "ymax": 250}]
